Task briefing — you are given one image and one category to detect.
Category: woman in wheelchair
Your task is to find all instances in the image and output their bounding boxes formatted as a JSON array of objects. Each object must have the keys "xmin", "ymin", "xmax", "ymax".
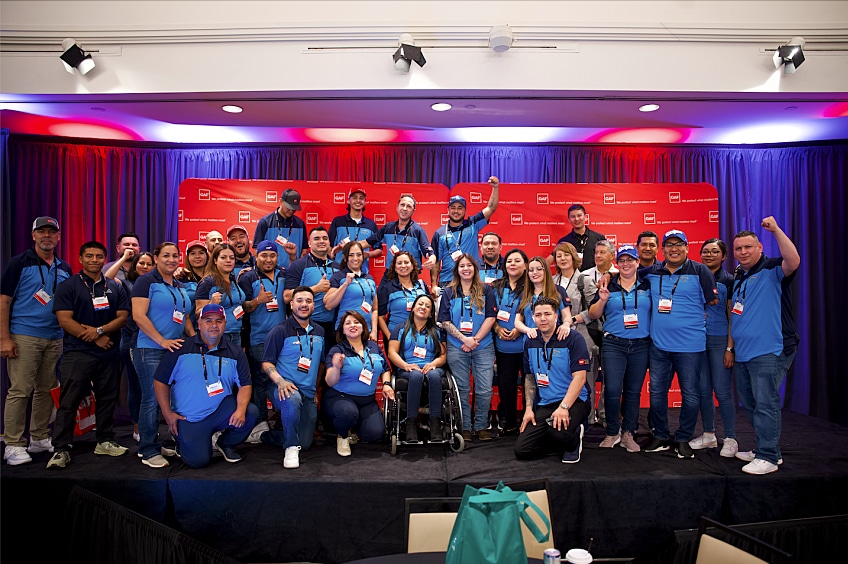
[
  {"xmin": 387, "ymin": 294, "xmax": 448, "ymax": 442},
  {"xmin": 324, "ymin": 310, "xmax": 394, "ymax": 457}
]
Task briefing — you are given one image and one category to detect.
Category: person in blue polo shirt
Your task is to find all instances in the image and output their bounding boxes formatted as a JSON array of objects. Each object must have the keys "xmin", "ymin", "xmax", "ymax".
[
  {"xmin": 195, "ymin": 244, "xmax": 246, "ymax": 345},
  {"xmin": 47, "ymin": 241, "xmax": 130, "ymax": 469},
  {"xmin": 285, "ymin": 226, "xmax": 339, "ymax": 347},
  {"xmin": 638, "ymin": 229, "xmax": 718, "ymax": 459},
  {"xmin": 238, "ymin": 240, "xmax": 286, "ymax": 439},
  {"xmin": 325, "ymin": 241, "xmax": 379, "ymax": 339},
  {"xmin": 153, "ymin": 303, "xmax": 258, "ymax": 468},
  {"xmin": 431, "ymin": 176, "xmax": 500, "ymax": 291},
  {"xmin": 260, "ymin": 286, "xmax": 325, "ymax": 469},
  {"xmin": 328, "ymin": 187, "xmax": 380, "ymax": 274},
  {"xmin": 253, "ymin": 188, "xmax": 306, "ymax": 269},
  {"xmin": 730, "ymin": 217, "xmax": 800, "ymax": 475},
  {"xmin": 1, "ymin": 216, "xmax": 72, "ymax": 466},
  {"xmin": 376, "ymin": 251, "xmax": 430, "ymax": 347},
  {"xmin": 477, "ymin": 232, "xmax": 505, "ymax": 284},
  {"xmin": 515, "ymin": 297, "xmax": 591, "ymax": 463},
  {"xmin": 589, "ymin": 245, "xmax": 652, "ymax": 453},
  {"xmin": 363, "ymin": 194, "xmax": 435, "ymax": 272}
]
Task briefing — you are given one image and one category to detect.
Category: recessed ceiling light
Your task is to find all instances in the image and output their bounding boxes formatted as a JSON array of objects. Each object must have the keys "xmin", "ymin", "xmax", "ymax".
[
  {"xmin": 222, "ymin": 105, "xmax": 243, "ymax": 113},
  {"xmin": 639, "ymin": 104, "xmax": 660, "ymax": 112},
  {"xmin": 431, "ymin": 103, "xmax": 452, "ymax": 112}
]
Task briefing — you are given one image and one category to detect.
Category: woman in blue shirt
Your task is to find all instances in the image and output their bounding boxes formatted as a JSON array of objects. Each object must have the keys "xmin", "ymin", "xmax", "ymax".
[
  {"xmin": 377, "ymin": 251, "xmax": 429, "ymax": 347},
  {"xmin": 177, "ymin": 239, "xmax": 208, "ymax": 328},
  {"xmin": 588, "ymin": 245, "xmax": 652, "ymax": 453},
  {"xmin": 324, "ymin": 241, "xmax": 379, "ymax": 339},
  {"xmin": 387, "ymin": 294, "xmax": 447, "ymax": 442},
  {"xmin": 514, "ymin": 256, "xmax": 572, "ymax": 341},
  {"xmin": 195, "ymin": 244, "xmax": 246, "ymax": 344},
  {"xmin": 324, "ymin": 310, "xmax": 393, "ymax": 457}
]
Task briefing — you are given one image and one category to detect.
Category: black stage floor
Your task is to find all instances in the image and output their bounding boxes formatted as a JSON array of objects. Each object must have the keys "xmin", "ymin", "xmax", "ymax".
[{"xmin": 3, "ymin": 407, "xmax": 847, "ymax": 563}]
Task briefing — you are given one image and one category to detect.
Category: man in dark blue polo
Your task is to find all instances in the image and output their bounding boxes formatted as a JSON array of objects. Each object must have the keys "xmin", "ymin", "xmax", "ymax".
[
  {"xmin": 640, "ymin": 229, "xmax": 718, "ymax": 459},
  {"xmin": 2, "ymin": 216, "xmax": 73, "ymax": 466},
  {"xmin": 227, "ymin": 224, "xmax": 256, "ymax": 279},
  {"xmin": 730, "ymin": 217, "xmax": 800, "ymax": 475},
  {"xmin": 515, "ymin": 297, "xmax": 591, "ymax": 464},
  {"xmin": 328, "ymin": 187, "xmax": 380, "ymax": 273},
  {"xmin": 253, "ymin": 188, "xmax": 306, "ymax": 269},
  {"xmin": 47, "ymin": 241, "xmax": 130, "ymax": 469},
  {"xmin": 153, "ymin": 304, "xmax": 257, "ymax": 468},
  {"xmin": 477, "ymin": 231, "xmax": 504, "ymax": 284},
  {"xmin": 285, "ymin": 227, "xmax": 338, "ymax": 346},
  {"xmin": 363, "ymin": 193, "xmax": 435, "ymax": 272}
]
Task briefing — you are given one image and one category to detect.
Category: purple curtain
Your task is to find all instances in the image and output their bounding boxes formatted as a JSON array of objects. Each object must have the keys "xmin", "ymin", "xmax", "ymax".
[{"xmin": 4, "ymin": 133, "xmax": 847, "ymax": 425}]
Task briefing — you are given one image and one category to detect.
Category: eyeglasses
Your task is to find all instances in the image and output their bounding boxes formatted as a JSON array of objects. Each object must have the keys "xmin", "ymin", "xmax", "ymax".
[
  {"xmin": 664, "ymin": 242, "xmax": 687, "ymax": 248},
  {"xmin": 701, "ymin": 250, "xmax": 723, "ymax": 256}
]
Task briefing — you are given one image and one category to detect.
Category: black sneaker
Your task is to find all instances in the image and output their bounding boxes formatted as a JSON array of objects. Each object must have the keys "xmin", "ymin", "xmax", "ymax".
[
  {"xmin": 406, "ymin": 419, "xmax": 419, "ymax": 443},
  {"xmin": 675, "ymin": 441, "xmax": 695, "ymax": 459},
  {"xmin": 643, "ymin": 437, "xmax": 671, "ymax": 453},
  {"xmin": 429, "ymin": 417, "xmax": 443, "ymax": 441},
  {"xmin": 216, "ymin": 444, "xmax": 243, "ymax": 463}
]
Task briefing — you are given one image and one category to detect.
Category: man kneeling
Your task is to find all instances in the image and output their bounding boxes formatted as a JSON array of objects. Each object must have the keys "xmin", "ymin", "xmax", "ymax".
[
  {"xmin": 514, "ymin": 297, "xmax": 590, "ymax": 464},
  {"xmin": 153, "ymin": 304, "xmax": 257, "ymax": 468}
]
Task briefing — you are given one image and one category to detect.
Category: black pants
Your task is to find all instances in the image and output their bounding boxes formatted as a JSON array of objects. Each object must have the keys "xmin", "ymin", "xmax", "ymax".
[
  {"xmin": 53, "ymin": 350, "xmax": 122, "ymax": 451},
  {"xmin": 514, "ymin": 399, "xmax": 589, "ymax": 459},
  {"xmin": 495, "ymin": 350, "xmax": 523, "ymax": 431}
]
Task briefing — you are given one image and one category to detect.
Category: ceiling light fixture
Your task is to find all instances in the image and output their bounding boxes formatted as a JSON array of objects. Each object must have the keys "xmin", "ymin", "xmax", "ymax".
[
  {"xmin": 431, "ymin": 103, "xmax": 452, "ymax": 112},
  {"xmin": 639, "ymin": 104, "xmax": 660, "ymax": 112},
  {"xmin": 488, "ymin": 25, "xmax": 514, "ymax": 52},
  {"xmin": 393, "ymin": 34, "xmax": 426, "ymax": 73},
  {"xmin": 773, "ymin": 37, "xmax": 805, "ymax": 74},
  {"xmin": 60, "ymin": 38, "xmax": 95, "ymax": 75},
  {"xmin": 222, "ymin": 105, "xmax": 243, "ymax": 113}
]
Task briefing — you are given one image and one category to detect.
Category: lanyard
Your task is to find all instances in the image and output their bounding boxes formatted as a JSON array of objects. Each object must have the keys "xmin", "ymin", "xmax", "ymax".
[
  {"xmin": 261, "ymin": 271, "xmax": 281, "ymax": 295},
  {"xmin": 658, "ymin": 272, "xmax": 683, "ymax": 299},
  {"xmin": 535, "ymin": 338, "xmax": 554, "ymax": 373},
  {"xmin": 483, "ymin": 257, "xmax": 502, "ymax": 273},
  {"xmin": 499, "ymin": 286, "xmax": 520, "ymax": 311},
  {"xmin": 615, "ymin": 275, "xmax": 638, "ymax": 312},
  {"xmin": 573, "ymin": 231, "xmax": 588, "ymax": 253},
  {"xmin": 445, "ymin": 224, "xmax": 465, "ymax": 250},
  {"xmin": 275, "ymin": 213, "xmax": 295, "ymax": 240},
  {"xmin": 164, "ymin": 282, "xmax": 186, "ymax": 314},
  {"xmin": 555, "ymin": 273, "xmax": 576, "ymax": 294},
  {"xmin": 223, "ymin": 276, "xmax": 244, "ymax": 307},
  {"xmin": 352, "ymin": 275, "xmax": 373, "ymax": 302},
  {"xmin": 733, "ymin": 277, "xmax": 749, "ymax": 301},
  {"xmin": 344, "ymin": 224, "xmax": 362, "ymax": 242},
  {"xmin": 394, "ymin": 221, "xmax": 413, "ymax": 249},
  {"xmin": 38, "ymin": 262, "xmax": 59, "ymax": 295},
  {"xmin": 200, "ymin": 345, "xmax": 222, "ymax": 384},
  {"xmin": 413, "ymin": 330, "xmax": 430, "ymax": 350},
  {"xmin": 309, "ymin": 254, "xmax": 333, "ymax": 277},
  {"xmin": 80, "ymin": 274, "xmax": 104, "ymax": 299},
  {"xmin": 297, "ymin": 327, "xmax": 314, "ymax": 358}
]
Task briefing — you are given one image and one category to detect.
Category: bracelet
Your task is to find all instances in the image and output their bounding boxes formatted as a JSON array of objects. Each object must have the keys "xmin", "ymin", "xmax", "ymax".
[{"xmin": 382, "ymin": 382, "xmax": 393, "ymax": 389}]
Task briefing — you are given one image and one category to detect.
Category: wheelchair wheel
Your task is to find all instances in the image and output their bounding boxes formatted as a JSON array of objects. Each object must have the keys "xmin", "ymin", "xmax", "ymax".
[
  {"xmin": 450, "ymin": 432, "xmax": 465, "ymax": 452},
  {"xmin": 390, "ymin": 434, "xmax": 398, "ymax": 455}
]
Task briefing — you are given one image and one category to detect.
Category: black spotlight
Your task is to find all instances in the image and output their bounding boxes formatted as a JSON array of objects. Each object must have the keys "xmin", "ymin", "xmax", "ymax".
[
  {"xmin": 773, "ymin": 37, "xmax": 805, "ymax": 74},
  {"xmin": 393, "ymin": 34, "xmax": 426, "ymax": 73},
  {"xmin": 60, "ymin": 38, "xmax": 95, "ymax": 75}
]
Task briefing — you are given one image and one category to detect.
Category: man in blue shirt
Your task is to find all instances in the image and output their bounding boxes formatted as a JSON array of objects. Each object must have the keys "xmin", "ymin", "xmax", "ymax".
[
  {"xmin": 153, "ymin": 304, "xmax": 257, "ymax": 468},
  {"xmin": 1, "ymin": 216, "xmax": 72, "ymax": 466},
  {"xmin": 730, "ymin": 217, "xmax": 800, "ymax": 475},
  {"xmin": 285, "ymin": 226, "xmax": 338, "ymax": 347},
  {"xmin": 639, "ymin": 229, "xmax": 718, "ymax": 459},
  {"xmin": 431, "ymin": 176, "xmax": 500, "ymax": 290},
  {"xmin": 227, "ymin": 224, "xmax": 256, "ymax": 279},
  {"xmin": 363, "ymin": 193, "xmax": 435, "ymax": 272},
  {"xmin": 514, "ymin": 297, "xmax": 591, "ymax": 463},
  {"xmin": 252, "ymin": 188, "xmax": 306, "ymax": 269},
  {"xmin": 477, "ymin": 232, "xmax": 504, "ymax": 284},
  {"xmin": 328, "ymin": 187, "xmax": 380, "ymax": 273},
  {"xmin": 46, "ymin": 241, "xmax": 130, "ymax": 469}
]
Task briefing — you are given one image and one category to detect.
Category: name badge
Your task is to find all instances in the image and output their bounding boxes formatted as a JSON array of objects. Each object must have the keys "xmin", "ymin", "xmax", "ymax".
[
  {"xmin": 459, "ymin": 320, "xmax": 473, "ymax": 334},
  {"xmin": 496, "ymin": 309, "xmax": 511, "ymax": 322},
  {"xmin": 297, "ymin": 356, "xmax": 312, "ymax": 373},
  {"xmin": 341, "ymin": 236, "xmax": 351, "ymax": 245},
  {"xmin": 34, "ymin": 289, "xmax": 52, "ymax": 306},
  {"xmin": 390, "ymin": 244, "xmax": 400, "ymax": 254},
  {"xmin": 92, "ymin": 296, "xmax": 110, "ymax": 311},
  {"xmin": 360, "ymin": 300, "xmax": 373, "ymax": 314},
  {"xmin": 484, "ymin": 276, "xmax": 496, "ymax": 284},
  {"xmin": 577, "ymin": 252, "xmax": 584, "ymax": 259},
  {"xmin": 206, "ymin": 380, "xmax": 224, "ymax": 397},
  {"xmin": 406, "ymin": 300, "xmax": 413, "ymax": 311},
  {"xmin": 358, "ymin": 367, "xmax": 374, "ymax": 385},
  {"xmin": 450, "ymin": 250, "xmax": 463, "ymax": 261},
  {"xmin": 536, "ymin": 372, "xmax": 550, "ymax": 387},
  {"xmin": 732, "ymin": 301, "xmax": 744, "ymax": 315},
  {"xmin": 266, "ymin": 298, "xmax": 279, "ymax": 312},
  {"xmin": 275, "ymin": 235, "xmax": 288, "ymax": 246},
  {"xmin": 657, "ymin": 298, "xmax": 672, "ymax": 314},
  {"xmin": 623, "ymin": 313, "xmax": 639, "ymax": 329},
  {"xmin": 413, "ymin": 346, "xmax": 427, "ymax": 359},
  {"xmin": 233, "ymin": 305, "xmax": 245, "ymax": 320},
  {"xmin": 172, "ymin": 310, "xmax": 185, "ymax": 324}
]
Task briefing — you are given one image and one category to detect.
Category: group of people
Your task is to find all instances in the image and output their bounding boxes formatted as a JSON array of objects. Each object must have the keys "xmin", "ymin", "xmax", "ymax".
[{"xmin": 2, "ymin": 183, "xmax": 799, "ymax": 476}]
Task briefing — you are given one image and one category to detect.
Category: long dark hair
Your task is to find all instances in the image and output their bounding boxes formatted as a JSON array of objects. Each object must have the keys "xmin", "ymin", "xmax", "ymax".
[
  {"xmin": 204, "ymin": 243, "xmax": 235, "ymax": 294},
  {"xmin": 127, "ymin": 252, "xmax": 154, "ymax": 283},
  {"xmin": 398, "ymin": 294, "xmax": 441, "ymax": 351},
  {"xmin": 383, "ymin": 250, "xmax": 421, "ymax": 284},
  {"xmin": 336, "ymin": 310, "xmax": 371, "ymax": 348},
  {"xmin": 339, "ymin": 240, "xmax": 365, "ymax": 271},
  {"xmin": 519, "ymin": 256, "xmax": 561, "ymax": 313},
  {"xmin": 447, "ymin": 253, "xmax": 486, "ymax": 313},
  {"xmin": 493, "ymin": 248, "xmax": 528, "ymax": 295}
]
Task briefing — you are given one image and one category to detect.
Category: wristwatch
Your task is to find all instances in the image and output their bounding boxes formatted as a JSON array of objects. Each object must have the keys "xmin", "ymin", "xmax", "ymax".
[
  {"xmin": 560, "ymin": 400, "xmax": 569, "ymax": 410},
  {"xmin": 571, "ymin": 316, "xmax": 577, "ymax": 324},
  {"xmin": 726, "ymin": 347, "xmax": 733, "ymax": 353},
  {"xmin": 96, "ymin": 327, "xmax": 104, "ymax": 336}
]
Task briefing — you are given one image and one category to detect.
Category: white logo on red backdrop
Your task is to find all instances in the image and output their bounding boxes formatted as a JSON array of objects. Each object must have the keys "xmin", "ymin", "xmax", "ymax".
[
  {"xmin": 374, "ymin": 213, "xmax": 386, "ymax": 226},
  {"xmin": 537, "ymin": 193, "xmax": 549, "ymax": 205},
  {"xmin": 669, "ymin": 192, "xmax": 681, "ymax": 203},
  {"xmin": 604, "ymin": 193, "xmax": 616, "ymax": 204},
  {"xmin": 373, "ymin": 257, "xmax": 385, "ymax": 268},
  {"xmin": 539, "ymin": 234, "xmax": 551, "ymax": 247},
  {"xmin": 199, "ymin": 231, "xmax": 209, "ymax": 241},
  {"xmin": 644, "ymin": 212, "xmax": 656, "ymax": 224},
  {"xmin": 239, "ymin": 211, "xmax": 251, "ymax": 223},
  {"xmin": 178, "ymin": 210, "xmax": 184, "ymax": 221},
  {"xmin": 607, "ymin": 234, "xmax": 618, "ymax": 245},
  {"xmin": 709, "ymin": 211, "xmax": 719, "ymax": 223},
  {"xmin": 511, "ymin": 213, "xmax": 523, "ymax": 225},
  {"xmin": 306, "ymin": 213, "xmax": 319, "ymax": 225},
  {"xmin": 441, "ymin": 214, "xmax": 449, "ymax": 224},
  {"xmin": 199, "ymin": 189, "xmax": 210, "ymax": 201},
  {"xmin": 265, "ymin": 191, "xmax": 277, "ymax": 203},
  {"xmin": 333, "ymin": 193, "xmax": 345, "ymax": 204},
  {"xmin": 585, "ymin": 214, "xmax": 591, "ymax": 224},
  {"xmin": 470, "ymin": 192, "xmax": 482, "ymax": 205}
]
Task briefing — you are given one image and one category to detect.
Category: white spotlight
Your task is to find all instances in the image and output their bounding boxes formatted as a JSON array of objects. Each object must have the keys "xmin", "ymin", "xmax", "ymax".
[
  {"xmin": 60, "ymin": 38, "xmax": 95, "ymax": 75},
  {"xmin": 488, "ymin": 25, "xmax": 514, "ymax": 52}
]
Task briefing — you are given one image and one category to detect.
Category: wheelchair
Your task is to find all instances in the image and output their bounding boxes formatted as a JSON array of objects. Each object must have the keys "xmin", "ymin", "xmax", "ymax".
[{"xmin": 383, "ymin": 367, "xmax": 466, "ymax": 454}]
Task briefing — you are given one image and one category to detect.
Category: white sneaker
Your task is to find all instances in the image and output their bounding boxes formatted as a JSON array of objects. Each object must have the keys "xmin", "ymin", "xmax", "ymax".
[
  {"xmin": 283, "ymin": 446, "xmax": 300, "ymax": 468},
  {"xmin": 4, "ymin": 445, "xmax": 33, "ymax": 466},
  {"xmin": 599, "ymin": 433, "xmax": 621, "ymax": 448},
  {"xmin": 246, "ymin": 421, "xmax": 270, "ymax": 444},
  {"xmin": 142, "ymin": 454, "xmax": 169, "ymax": 468},
  {"xmin": 720, "ymin": 438, "xmax": 739, "ymax": 457},
  {"xmin": 736, "ymin": 450, "xmax": 783, "ymax": 465},
  {"xmin": 211, "ymin": 431, "xmax": 222, "ymax": 454},
  {"xmin": 27, "ymin": 438, "xmax": 54, "ymax": 454},
  {"xmin": 337, "ymin": 436, "xmax": 351, "ymax": 457},
  {"xmin": 688, "ymin": 433, "xmax": 718, "ymax": 450},
  {"xmin": 742, "ymin": 458, "xmax": 779, "ymax": 475}
]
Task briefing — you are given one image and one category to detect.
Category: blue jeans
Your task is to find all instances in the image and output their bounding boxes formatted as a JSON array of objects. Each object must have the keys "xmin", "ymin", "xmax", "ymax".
[
  {"xmin": 176, "ymin": 396, "xmax": 258, "ymax": 468},
  {"xmin": 122, "ymin": 344, "xmax": 141, "ymax": 424},
  {"xmin": 447, "ymin": 342, "xmax": 495, "ymax": 432},
  {"xmin": 397, "ymin": 368, "xmax": 444, "ymax": 420},
  {"xmin": 602, "ymin": 335, "xmax": 650, "ymax": 436},
  {"xmin": 133, "ymin": 347, "xmax": 167, "ymax": 459},
  {"xmin": 264, "ymin": 388, "xmax": 318, "ymax": 450},
  {"xmin": 735, "ymin": 349, "xmax": 796, "ymax": 464},
  {"xmin": 699, "ymin": 334, "xmax": 736, "ymax": 438},
  {"xmin": 248, "ymin": 344, "xmax": 270, "ymax": 422},
  {"xmin": 322, "ymin": 388, "xmax": 385, "ymax": 442},
  {"xmin": 648, "ymin": 346, "xmax": 703, "ymax": 442}
]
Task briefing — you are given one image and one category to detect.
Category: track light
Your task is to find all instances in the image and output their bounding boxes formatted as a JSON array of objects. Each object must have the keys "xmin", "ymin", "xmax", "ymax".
[
  {"xmin": 488, "ymin": 25, "xmax": 514, "ymax": 52},
  {"xmin": 773, "ymin": 37, "xmax": 805, "ymax": 74},
  {"xmin": 60, "ymin": 38, "xmax": 95, "ymax": 75},
  {"xmin": 393, "ymin": 34, "xmax": 426, "ymax": 73}
]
